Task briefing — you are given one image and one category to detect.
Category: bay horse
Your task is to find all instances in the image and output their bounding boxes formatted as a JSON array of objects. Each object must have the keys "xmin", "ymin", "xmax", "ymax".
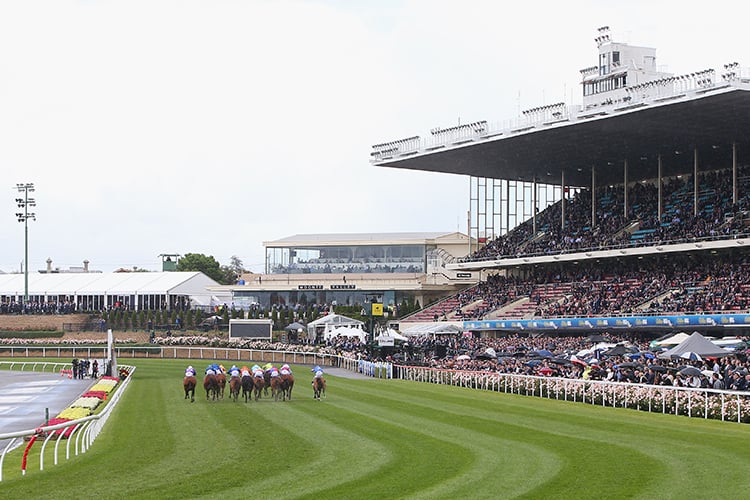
[
  {"xmin": 281, "ymin": 373, "xmax": 295, "ymax": 401},
  {"xmin": 203, "ymin": 374, "xmax": 220, "ymax": 401},
  {"xmin": 263, "ymin": 370, "xmax": 271, "ymax": 397},
  {"xmin": 270, "ymin": 375, "xmax": 283, "ymax": 401},
  {"xmin": 229, "ymin": 376, "xmax": 241, "ymax": 403},
  {"xmin": 253, "ymin": 375, "xmax": 265, "ymax": 401},
  {"xmin": 312, "ymin": 376, "xmax": 326, "ymax": 400},
  {"xmin": 241, "ymin": 375, "xmax": 254, "ymax": 403},
  {"xmin": 183, "ymin": 375, "xmax": 197, "ymax": 403},
  {"xmin": 216, "ymin": 372, "xmax": 227, "ymax": 400}
]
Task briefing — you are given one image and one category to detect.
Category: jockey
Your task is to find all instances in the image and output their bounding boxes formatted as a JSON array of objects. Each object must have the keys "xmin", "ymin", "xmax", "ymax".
[
  {"xmin": 185, "ymin": 365, "xmax": 196, "ymax": 377},
  {"xmin": 280, "ymin": 364, "xmax": 292, "ymax": 376},
  {"xmin": 252, "ymin": 365, "xmax": 264, "ymax": 378},
  {"xmin": 228, "ymin": 365, "xmax": 241, "ymax": 378},
  {"xmin": 205, "ymin": 365, "xmax": 216, "ymax": 375},
  {"xmin": 269, "ymin": 366, "xmax": 280, "ymax": 378},
  {"xmin": 312, "ymin": 365, "xmax": 324, "ymax": 380},
  {"xmin": 240, "ymin": 365, "xmax": 251, "ymax": 377},
  {"xmin": 263, "ymin": 363, "xmax": 274, "ymax": 372}
]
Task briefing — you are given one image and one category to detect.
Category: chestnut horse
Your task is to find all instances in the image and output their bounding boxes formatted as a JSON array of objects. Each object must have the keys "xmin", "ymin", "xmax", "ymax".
[
  {"xmin": 281, "ymin": 373, "xmax": 295, "ymax": 401},
  {"xmin": 183, "ymin": 375, "xmax": 197, "ymax": 403},
  {"xmin": 203, "ymin": 374, "xmax": 220, "ymax": 401},
  {"xmin": 312, "ymin": 377, "xmax": 326, "ymax": 400},
  {"xmin": 270, "ymin": 376, "xmax": 284, "ymax": 401},
  {"xmin": 253, "ymin": 375, "xmax": 265, "ymax": 401},
  {"xmin": 216, "ymin": 372, "xmax": 227, "ymax": 399},
  {"xmin": 229, "ymin": 376, "xmax": 241, "ymax": 402},
  {"xmin": 241, "ymin": 375, "xmax": 254, "ymax": 403}
]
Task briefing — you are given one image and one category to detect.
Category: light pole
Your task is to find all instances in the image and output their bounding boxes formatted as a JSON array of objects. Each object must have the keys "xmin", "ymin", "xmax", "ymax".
[{"xmin": 15, "ymin": 183, "xmax": 36, "ymax": 305}]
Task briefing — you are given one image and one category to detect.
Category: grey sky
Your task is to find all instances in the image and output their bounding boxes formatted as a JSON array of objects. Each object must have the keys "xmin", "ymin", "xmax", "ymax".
[{"xmin": 0, "ymin": 0, "xmax": 746, "ymax": 273}]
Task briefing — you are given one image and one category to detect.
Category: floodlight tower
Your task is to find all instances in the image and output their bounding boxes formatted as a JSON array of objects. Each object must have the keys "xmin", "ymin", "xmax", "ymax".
[{"xmin": 15, "ymin": 183, "xmax": 36, "ymax": 304}]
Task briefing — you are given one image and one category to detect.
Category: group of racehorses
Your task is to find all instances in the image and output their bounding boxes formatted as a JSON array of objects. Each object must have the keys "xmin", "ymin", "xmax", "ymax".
[{"xmin": 183, "ymin": 368, "xmax": 306, "ymax": 403}]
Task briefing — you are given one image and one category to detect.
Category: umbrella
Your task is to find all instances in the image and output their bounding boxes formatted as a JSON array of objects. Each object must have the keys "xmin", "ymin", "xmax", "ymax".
[
  {"xmin": 587, "ymin": 334, "xmax": 607, "ymax": 342},
  {"xmin": 679, "ymin": 366, "xmax": 703, "ymax": 377},
  {"xmin": 617, "ymin": 362, "xmax": 640, "ymax": 369},
  {"xmin": 642, "ymin": 352, "xmax": 656, "ymax": 359},
  {"xmin": 525, "ymin": 360, "xmax": 542, "ymax": 367},
  {"xmin": 679, "ymin": 351, "xmax": 703, "ymax": 362},
  {"xmin": 538, "ymin": 367, "xmax": 555, "ymax": 376},
  {"xmin": 285, "ymin": 321, "xmax": 306, "ymax": 331},
  {"xmin": 532, "ymin": 349, "xmax": 554, "ymax": 358},
  {"xmin": 649, "ymin": 365, "xmax": 667, "ymax": 373},
  {"xmin": 549, "ymin": 357, "xmax": 570, "ymax": 365},
  {"xmin": 455, "ymin": 354, "xmax": 471, "ymax": 361}
]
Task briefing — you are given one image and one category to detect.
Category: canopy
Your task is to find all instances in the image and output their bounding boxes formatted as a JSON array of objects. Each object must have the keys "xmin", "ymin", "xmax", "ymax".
[
  {"xmin": 385, "ymin": 328, "xmax": 408, "ymax": 341},
  {"xmin": 400, "ymin": 323, "xmax": 462, "ymax": 336},
  {"xmin": 285, "ymin": 321, "xmax": 306, "ymax": 332},
  {"xmin": 657, "ymin": 332, "xmax": 734, "ymax": 360},
  {"xmin": 324, "ymin": 326, "xmax": 366, "ymax": 342}
]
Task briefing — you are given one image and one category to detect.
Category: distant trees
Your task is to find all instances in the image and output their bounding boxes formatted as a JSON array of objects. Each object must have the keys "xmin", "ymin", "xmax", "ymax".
[{"xmin": 175, "ymin": 253, "xmax": 225, "ymax": 283}]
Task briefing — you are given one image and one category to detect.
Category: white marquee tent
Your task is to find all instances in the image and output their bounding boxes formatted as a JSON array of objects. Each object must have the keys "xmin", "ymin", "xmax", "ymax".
[{"xmin": 0, "ymin": 271, "xmax": 222, "ymax": 311}]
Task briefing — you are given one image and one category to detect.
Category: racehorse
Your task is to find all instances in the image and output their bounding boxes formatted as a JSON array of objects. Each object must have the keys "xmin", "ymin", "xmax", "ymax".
[
  {"xmin": 216, "ymin": 372, "xmax": 227, "ymax": 399},
  {"xmin": 241, "ymin": 375, "xmax": 254, "ymax": 403},
  {"xmin": 183, "ymin": 375, "xmax": 197, "ymax": 403},
  {"xmin": 203, "ymin": 374, "xmax": 220, "ymax": 401},
  {"xmin": 281, "ymin": 373, "xmax": 295, "ymax": 401},
  {"xmin": 253, "ymin": 375, "xmax": 265, "ymax": 401},
  {"xmin": 229, "ymin": 376, "xmax": 241, "ymax": 402},
  {"xmin": 270, "ymin": 375, "xmax": 284, "ymax": 401},
  {"xmin": 263, "ymin": 370, "xmax": 271, "ymax": 397},
  {"xmin": 312, "ymin": 376, "xmax": 326, "ymax": 400}
]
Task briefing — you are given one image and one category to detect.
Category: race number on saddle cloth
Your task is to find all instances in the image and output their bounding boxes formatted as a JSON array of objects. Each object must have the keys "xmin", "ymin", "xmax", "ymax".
[
  {"xmin": 185, "ymin": 365, "xmax": 196, "ymax": 377},
  {"xmin": 280, "ymin": 364, "xmax": 292, "ymax": 376}
]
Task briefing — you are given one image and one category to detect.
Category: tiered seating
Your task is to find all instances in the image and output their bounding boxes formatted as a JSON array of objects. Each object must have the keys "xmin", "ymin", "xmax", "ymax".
[{"xmin": 402, "ymin": 296, "xmax": 461, "ymax": 322}]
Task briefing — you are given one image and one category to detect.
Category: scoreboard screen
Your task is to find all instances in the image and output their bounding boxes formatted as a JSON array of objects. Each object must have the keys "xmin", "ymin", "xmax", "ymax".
[{"xmin": 228, "ymin": 319, "xmax": 273, "ymax": 339}]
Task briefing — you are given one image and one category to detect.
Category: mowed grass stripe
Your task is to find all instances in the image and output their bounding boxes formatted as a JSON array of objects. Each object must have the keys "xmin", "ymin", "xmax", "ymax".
[
  {"xmin": 328, "ymin": 383, "xmax": 562, "ymax": 499},
  {"xmin": 2, "ymin": 358, "xmax": 750, "ymax": 499}
]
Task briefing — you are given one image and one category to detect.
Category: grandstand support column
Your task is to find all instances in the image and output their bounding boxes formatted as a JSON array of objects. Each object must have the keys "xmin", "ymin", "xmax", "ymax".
[
  {"xmin": 623, "ymin": 159, "xmax": 629, "ymax": 218},
  {"xmin": 561, "ymin": 170, "xmax": 566, "ymax": 232},
  {"xmin": 532, "ymin": 177, "xmax": 537, "ymax": 235},
  {"xmin": 658, "ymin": 155, "xmax": 663, "ymax": 221},
  {"xmin": 693, "ymin": 147, "xmax": 699, "ymax": 217},
  {"xmin": 733, "ymin": 142, "xmax": 738, "ymax": 204},
  {"xmin": 591, "ymin": 166, "xmax": 597, "ymax": 228}
]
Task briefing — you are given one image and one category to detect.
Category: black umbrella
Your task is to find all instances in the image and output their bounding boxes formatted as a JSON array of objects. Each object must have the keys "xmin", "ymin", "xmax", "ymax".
[
  {"xmin": 679, "ymin": 366, "xmax": 703, "ymax": 377},
  {"xmin": 649, "ymin": 365, "xmax": 668, "ymax": 373},
  {"xmin": 617, "ymin": 362, "xmax": 640, "ymax": 369}
]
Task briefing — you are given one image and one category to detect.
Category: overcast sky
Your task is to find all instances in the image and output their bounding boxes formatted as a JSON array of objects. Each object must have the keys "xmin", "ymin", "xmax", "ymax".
[{"xmin": 0, "ymin": 0, "xmax": 747, "ymax": 274}]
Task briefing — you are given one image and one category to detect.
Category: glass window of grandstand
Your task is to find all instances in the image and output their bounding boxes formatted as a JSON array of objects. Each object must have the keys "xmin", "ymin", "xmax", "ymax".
[{"xmin": 266, "ymin": 244, "xmax": 427, "ymax": 274}]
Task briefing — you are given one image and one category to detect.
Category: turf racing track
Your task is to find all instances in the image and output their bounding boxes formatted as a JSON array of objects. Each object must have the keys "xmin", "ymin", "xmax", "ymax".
[{"xmin": 2, "ymin": 358, "xmax": 750, "ymax": 498}]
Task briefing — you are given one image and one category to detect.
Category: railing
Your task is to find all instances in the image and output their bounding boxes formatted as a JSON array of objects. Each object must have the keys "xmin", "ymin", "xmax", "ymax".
[
  {"xmin": 0, "ymin": 361, "xmax": 136, "ymax": 481},
  {"xmin": 0, "ymin": 346, "xmax": 391, "ymax": 379},
  {"xmin": 395, "ymin": 365, "xmax": 750, "ymax": 424}
]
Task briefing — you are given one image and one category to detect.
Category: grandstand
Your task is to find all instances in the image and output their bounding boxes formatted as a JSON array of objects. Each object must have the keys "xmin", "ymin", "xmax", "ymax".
[{"xmin": 372, "ymin": 26, "xmax": 750, "ymax": 336}]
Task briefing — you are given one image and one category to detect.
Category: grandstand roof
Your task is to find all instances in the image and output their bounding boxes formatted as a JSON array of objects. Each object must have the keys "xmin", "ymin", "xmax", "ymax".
[
  {"xmin": 264, "ymin": 231, "xmax": 468, "ymax": 247},
  {"xmin": 0, "ymin": 272, "xmax": 218, "ymax": 296},
  {"xmin": 373, "ymin": 84, "xmax": 750, "ymax": 188}
]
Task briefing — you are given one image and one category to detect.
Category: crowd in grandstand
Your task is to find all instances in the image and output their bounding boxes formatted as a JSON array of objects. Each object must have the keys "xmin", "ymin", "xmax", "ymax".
[{"xmin": 466, "ymin": 167, "xmax": 750, "ymax": 262}]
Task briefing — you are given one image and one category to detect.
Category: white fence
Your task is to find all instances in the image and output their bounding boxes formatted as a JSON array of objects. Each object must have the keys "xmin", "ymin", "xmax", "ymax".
[
  {"xmin": 395, "ymin": 365, "xmax": 750, "ymax": 424},
  {"xmin": 0, "ymin": 361, "xmax": 135, "ymax": 481}
]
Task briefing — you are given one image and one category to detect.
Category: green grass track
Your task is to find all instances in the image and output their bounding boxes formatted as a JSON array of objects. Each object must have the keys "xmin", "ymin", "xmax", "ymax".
[{"xmin": 3, "ymin": 358, "xmax": 750, "ymax": 499}]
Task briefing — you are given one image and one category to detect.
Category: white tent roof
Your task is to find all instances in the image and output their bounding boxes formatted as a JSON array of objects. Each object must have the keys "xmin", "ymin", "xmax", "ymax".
[
  {"xmin": 652, "ymin": 332, "xmax": 691, "ymax": 347},
  {"xmin": 0, "ymin": 271, "xmax": 219, "ymax": 298},
  {"xmin": 324, "ymin": 326, "xmax": 366, "ymax": 342},
  {"xmin": 401, "ymin": 323, "xmax": 462, "ymax": 336},
  {"xmin": 307, "ymin": 313, "xmax": 364, "ymax": 334},
  {"xmin": 657, "ymin": 332, "xmax": 734, "ymax": 359}
]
